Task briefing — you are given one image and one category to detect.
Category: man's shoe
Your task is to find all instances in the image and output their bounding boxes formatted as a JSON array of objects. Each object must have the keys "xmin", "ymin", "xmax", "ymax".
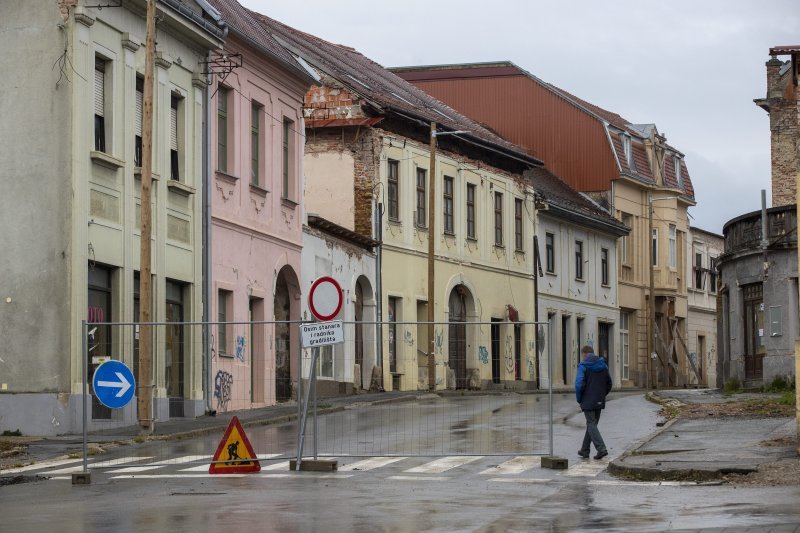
[
  {"xmin": 593, "ymin": 450, "xmax": 608, "ymax": 460},
  {"xmin": 578, "ymin": 450, "xmax": 590, "ymax": 459}
]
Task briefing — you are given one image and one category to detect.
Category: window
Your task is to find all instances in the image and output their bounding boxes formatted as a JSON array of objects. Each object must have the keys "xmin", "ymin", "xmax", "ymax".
[
  {"xmin": 620, "ymin": 311, "xmax": 630, "ymax": 380},
  {"xmin": 466, "ymin": 184, "xmax": 476, "ymax": 239},
  {"xmin": 94, "ymin": 57, "xmax": 107, "ymax": 152},
  {"xmin": 282, "ymin": 118, "xmax": 295, "ymax": 199},
  {"xmin": 443, "ymin": 176, "xmax": 454, "ymax": 234},
  {"xmin": 88, "ymin": 265, "xmax": 114, "ymax": 419},
  {"xmin": 416, "ymin": 168, "xmax": 427, "ymax": 227},
  {"xmin": 575, "ymin": 240, "xmax": 584, "ymax": 280},
  {"xmin": 652, "ymin": 228, "xmax": 658, "ymax": 266},
  {"xmin": 217, "ymin": 289, "xmax": 232, "ymax": 355},
  {"xmin": 387, "ymin": 160, "xmax": 399, "ymax": 220},
  {"xmin": 251, "ymin": 102, "xmax": 262, "ymax": 186},
  {"xmin": 388, "ymin": 297, "xmax": 399, "ymax": 374},
  {"xmin": 317, "ymin": 345, "xmax": 334, "ymax": 379},
  {"xmin": 668, "ymin": 224, "xmax": 677, "ymax": 268},
  {"xmin": 545, "ymin": 232, "xmax": 555, "ymax": 273},
  {"xmin": 170, "ymin": 94, "xmax": 181, "ymax": 180},
  {"xmin": 674, "ymin": 156, "xmax": 683, "ymax": 188},
  {"xmin": 217, "ymin": 87, "xmax": 229, "ymax": 172},
  {"xmin": 694, "ymin": 251, "xmax": 704, "ymax": 289},
  {"xmin": 622, "ymin": 134, "xmax": 632, "ymax": 168},
  {"xmin": 601, "ymin": 247, "xmax": 609, "ymax": 285},
  {"xmin": 134, "ymin": 76, "xmax": 143, "ymax": 166},
  {"xmin": 494, "ymin": 192, "xmax": 503, "ymax": 246},
  {"xmin": 620, "ymin": 213, "xmax": 633, "ymax": 265},
  {"xmin": 514, "ymin": 198, "xmax": 523, "ymax": 251},
  {"xmin": 709, "ymin": 257, "xmax": 718, "ymax": 292}
]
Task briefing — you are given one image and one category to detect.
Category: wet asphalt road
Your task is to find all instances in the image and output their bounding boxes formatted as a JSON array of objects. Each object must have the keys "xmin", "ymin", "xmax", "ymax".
[{"xmin": 2, "ymin": 392, "xmax": 799, "ymax": 532}]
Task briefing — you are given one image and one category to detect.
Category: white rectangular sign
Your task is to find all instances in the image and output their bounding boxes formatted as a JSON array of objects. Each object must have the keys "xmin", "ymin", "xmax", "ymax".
[{"xmin": 301, "ymin": 320, "xmax": 344, "ymax": 348}]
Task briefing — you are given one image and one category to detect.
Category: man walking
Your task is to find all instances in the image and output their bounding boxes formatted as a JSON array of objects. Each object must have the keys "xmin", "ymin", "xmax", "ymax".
[{"xmin": 575, "ymin": 345, "xmax": 613, "ymax": 459}]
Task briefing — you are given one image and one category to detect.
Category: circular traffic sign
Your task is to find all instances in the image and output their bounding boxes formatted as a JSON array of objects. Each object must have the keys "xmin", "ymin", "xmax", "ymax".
[
  {"xmin": 308, "ymin": 276, "xmax": 343, "ymax": 321},
  {"xmin": 92, "ymin": 360, "xmax": 136, "ymax": 409}
]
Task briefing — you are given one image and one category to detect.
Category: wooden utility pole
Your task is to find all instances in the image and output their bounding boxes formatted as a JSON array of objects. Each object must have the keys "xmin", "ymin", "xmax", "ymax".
[
  {"xmin": 137, "ymin": 0, "xmax": 156, "ymax": 432},
  {"xmin": 647, "ymin": 192, "xmax": 654, "ymax": 390},
  {"xmin": 427, "ymin": 122, "xmax": 437, "ymax": 391}
]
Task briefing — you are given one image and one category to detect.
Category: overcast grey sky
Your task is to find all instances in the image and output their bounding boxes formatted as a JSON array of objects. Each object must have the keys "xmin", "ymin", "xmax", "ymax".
[{"xmin": 240, "ymin": 0, "xmax": 799, "ymax": 234}]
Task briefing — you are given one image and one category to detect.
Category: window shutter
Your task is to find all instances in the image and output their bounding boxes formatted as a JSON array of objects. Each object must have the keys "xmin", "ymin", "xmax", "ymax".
[
  {"xmin": 170, "ymin": 105, "xmax": 178, "ymax": 151},
  {"xmin": 135, "ymin": 88, "xmax": 143, "ymax": 137},
  {"xmin": 94, "ymin": 64, "xmax": 105, "ymax": 117}
]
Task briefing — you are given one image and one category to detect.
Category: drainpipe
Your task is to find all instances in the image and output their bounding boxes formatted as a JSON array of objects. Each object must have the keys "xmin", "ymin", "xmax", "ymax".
[
  {"xmin": 203, "ymin": 53, "xmax": 212, "ymax": 413},
  {"xmin": 375, "ymin": 202, "xmax": 384, "ymax": 383},
  {"xmin": 761, "ymin": 190, "xmax": 769, "ymax": 277}
]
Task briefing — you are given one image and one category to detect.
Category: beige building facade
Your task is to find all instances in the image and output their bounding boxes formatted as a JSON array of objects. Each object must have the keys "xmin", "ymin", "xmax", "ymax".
[{"xmin": 0, "ymin": 1, "xmax": 224, "ymax": 435}]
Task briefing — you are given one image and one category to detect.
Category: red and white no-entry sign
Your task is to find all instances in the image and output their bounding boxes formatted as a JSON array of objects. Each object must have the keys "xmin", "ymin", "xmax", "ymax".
[{"xmin": 308, "ymin": 276, "xmax": 343, "ymax": 321}]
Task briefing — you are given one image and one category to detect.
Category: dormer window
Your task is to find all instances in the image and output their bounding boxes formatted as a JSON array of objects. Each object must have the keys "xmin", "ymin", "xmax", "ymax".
[
  {"xmin": 674, "ymin": 155, "xmax": 683, "ymax": 188},
  {"xmin": 623, "ymin": 134, "xmax": 632, "ymax": 168}
]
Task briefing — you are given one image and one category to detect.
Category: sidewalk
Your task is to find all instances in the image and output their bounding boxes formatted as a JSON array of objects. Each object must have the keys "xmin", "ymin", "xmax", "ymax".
[{"xmin": 609, "ymin": 389, "xmax": 798, "ymax": 481}]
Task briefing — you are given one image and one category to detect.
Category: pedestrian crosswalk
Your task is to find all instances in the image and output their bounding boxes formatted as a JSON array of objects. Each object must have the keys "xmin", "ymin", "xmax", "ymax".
[{"xmin": 4, "ymin": 453, "xmax": 618, "ymax": 483}]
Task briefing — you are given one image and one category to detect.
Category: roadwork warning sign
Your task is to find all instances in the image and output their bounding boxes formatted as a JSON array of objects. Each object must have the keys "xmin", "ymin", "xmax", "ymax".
[
  {"xmin": 209, "ymin": 416, "xmax": 261, "ymax": 474},
  {"xmin": 300, "ymin": 320, "xmax": 344, "ymax": 348}
]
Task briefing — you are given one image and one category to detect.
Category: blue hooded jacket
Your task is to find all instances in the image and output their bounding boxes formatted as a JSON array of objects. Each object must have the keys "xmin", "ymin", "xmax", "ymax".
[{"xmin": 575, "ymin": 353, "xmax": 612, "ymax": 410}]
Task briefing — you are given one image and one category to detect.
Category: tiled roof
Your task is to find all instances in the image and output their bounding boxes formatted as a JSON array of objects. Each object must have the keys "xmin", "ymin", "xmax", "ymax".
[
  {"xmin": 206, "ymin": 0, "xmax": 315, "ymax": 81},
  {"xmin": 525, "ymin": 166, "xmax": 628, "ymax": 235},
  {"xmin": 246, "ymin": 11, "xmax": 541, "ymax": 166}
]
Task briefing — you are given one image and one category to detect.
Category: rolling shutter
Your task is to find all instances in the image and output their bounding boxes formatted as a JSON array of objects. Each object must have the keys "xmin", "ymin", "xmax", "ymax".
[{"xmin": 94, "ymin": 60, "xmax": 105, "ymax": 117}]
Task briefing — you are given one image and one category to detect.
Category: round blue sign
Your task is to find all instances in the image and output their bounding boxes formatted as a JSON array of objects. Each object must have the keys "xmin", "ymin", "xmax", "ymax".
[{"xmin": 92, "ymin": 360, "xmax": 136, "ymax": 409}]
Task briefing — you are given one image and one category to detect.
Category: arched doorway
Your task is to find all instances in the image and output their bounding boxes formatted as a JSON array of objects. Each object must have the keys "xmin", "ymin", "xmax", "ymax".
[
  {"xmin": 353, "ymin": 276, "xmax": 376, "ymax": 390},
  {"xmin": 448, "ymin": 284, "xmax": 471, "ymax": 389},
  {"xmin": 274, "ymin": 265, "xmax": 299, "ymax": 402}
]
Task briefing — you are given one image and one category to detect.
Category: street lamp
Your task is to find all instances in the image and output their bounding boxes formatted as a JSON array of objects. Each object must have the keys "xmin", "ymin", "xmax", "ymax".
[{"xmin": 648, "ymin": 193, "xmax": 680, "ymax": 389}]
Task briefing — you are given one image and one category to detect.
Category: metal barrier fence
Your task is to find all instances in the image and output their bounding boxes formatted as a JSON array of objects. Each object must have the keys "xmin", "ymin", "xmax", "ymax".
[{"xmin": 79, "ymin": 320, "xmax": 551, "ymax": 473}]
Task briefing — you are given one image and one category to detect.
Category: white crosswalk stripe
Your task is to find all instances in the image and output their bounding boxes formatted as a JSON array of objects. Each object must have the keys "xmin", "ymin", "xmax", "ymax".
[
  {"xmin": 404, "ymin": 456, "xmax": 481, "ymax": 474},
  {"xmin": 43, "ymin": 456, "xmax": 153, "ymax": 475},
  {"xmin": 26, "ymin": 453, "xmax": 618, "ymax": 482},
  {"xmin": 1, "ymin": 458, "xmax": 83, "ymax": 475},
  {"xmin": 339, "ymin": 457, "xmax": 406, "ymax": 472},
  {"xmin": 479, "ymin": 456, "xmax": 541, "ymax": 475},
  {"xmin": 563, "ymin": 459, "xmax": 611, "ymax": 477}
]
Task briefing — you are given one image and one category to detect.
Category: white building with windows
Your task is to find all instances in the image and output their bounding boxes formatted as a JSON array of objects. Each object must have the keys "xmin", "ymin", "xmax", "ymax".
[
  {"xmin": 529, "ymin": 167, "xmax": 629, "ymax": 389},
  {"xmin": 300, "ymin": 215, "xmax": 378, "ymax": 395},
  {"xmin": 0, "ymin": 0, "xmax": 224, "ymax": 435}
]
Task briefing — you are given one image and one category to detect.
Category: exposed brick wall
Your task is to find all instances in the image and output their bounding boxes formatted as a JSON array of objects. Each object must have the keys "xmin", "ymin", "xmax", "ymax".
[
  {"xmin": 763, "ymin": 56, "xmax": 799, "ymax": 207},
  {"xmin": 304, "ymin": 76, "xmax": 367, "ymax": 122},
  {"xmin": 304, "ymin": 126, "xmax": 378, "ymax": 238},
  {"xmin": 58, "ymin": 0, "xmax": 77, "ymax": 21}
]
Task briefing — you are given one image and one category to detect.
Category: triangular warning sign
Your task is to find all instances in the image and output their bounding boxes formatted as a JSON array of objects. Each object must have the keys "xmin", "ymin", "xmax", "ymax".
[{"xmin": 209, "ymin": 416, "xmax": 261, "ymax": 474}]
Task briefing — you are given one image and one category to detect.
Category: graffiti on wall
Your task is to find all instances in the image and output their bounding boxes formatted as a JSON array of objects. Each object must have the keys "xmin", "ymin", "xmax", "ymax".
[
  {"xmin": 235, "ymin": 335, "xmax": 246, "ymax": 362},
  {"xmin": 505, "ymin": 335, "xmax": 515, "ymax": 374},
  {"xmin": 434, "ymin": 329, "xmax": 443, "ymax": 355},
  {"xmin": 478, "ymin": 346, "xmax": 489, "ymax": 365},
  {"xmin": 214, "ymin": 370, "xmax": 233, "ymax": 412}
]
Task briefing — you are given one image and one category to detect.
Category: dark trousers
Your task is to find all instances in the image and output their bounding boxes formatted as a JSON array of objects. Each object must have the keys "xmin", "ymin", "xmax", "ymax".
[{"xmin": 580, "ymin": 408, "xmax": 607, "ymax": 454}]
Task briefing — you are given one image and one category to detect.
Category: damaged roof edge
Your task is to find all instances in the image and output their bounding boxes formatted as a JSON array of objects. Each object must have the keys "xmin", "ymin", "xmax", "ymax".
[
  {"xmin": 384, "ymin": 105, "xmax": 543, "ymax": 168},
  {"xmin": 161, "ymin": 0, "xmax": 227, "ymax": 40}
]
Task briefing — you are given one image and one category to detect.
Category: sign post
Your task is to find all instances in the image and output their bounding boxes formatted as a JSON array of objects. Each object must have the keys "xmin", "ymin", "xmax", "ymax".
[{"xmin": 294, "ymin": 277, "xmax": 345, "ymax": 471}]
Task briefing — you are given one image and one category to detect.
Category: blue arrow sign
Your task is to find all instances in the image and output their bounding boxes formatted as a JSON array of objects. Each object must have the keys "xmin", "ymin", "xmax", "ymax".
[{"xmin": 92, "ymin": 360, "xmax": 136, "ymax": 409}]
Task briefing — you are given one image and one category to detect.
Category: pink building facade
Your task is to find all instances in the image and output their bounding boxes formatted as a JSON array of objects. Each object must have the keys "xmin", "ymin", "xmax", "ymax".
[{"xmin": 209, "ymin": 0, "xmax": 317, "ymax": 412}]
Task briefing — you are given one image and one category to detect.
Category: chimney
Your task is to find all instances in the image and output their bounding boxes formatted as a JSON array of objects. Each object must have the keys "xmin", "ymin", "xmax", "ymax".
[{"xmin": 766, "ymin": 55, "xmax": 784, "ymax": 99}]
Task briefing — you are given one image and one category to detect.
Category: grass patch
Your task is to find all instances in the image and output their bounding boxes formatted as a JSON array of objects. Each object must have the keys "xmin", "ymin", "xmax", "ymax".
[
  {"xmin": 777, "ymin": 391, "xmax": 795, "ymax": 406},
  {"xmin": 723, "ymin": 378, "xmax": 741, "ymax": 395},
  {"xmin": 0, "ymin": 441, "xmax": 16, "ymax": 453},
  {"xmin": 132, "ymin": 436, "xmax": 145, "ymax": 444},
  {"xmin": 762, "ymin": 376, "xmax": 796, "ymax": 393},
  {"xmin": 68, "ymin": 453, "xmax": 80, "ymax": 459}
]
